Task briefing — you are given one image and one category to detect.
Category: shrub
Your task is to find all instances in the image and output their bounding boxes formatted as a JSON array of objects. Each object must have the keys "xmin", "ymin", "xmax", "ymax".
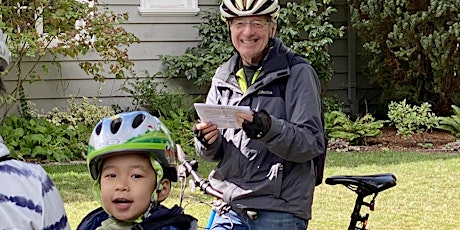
[
  {"xmin": 30, "ymin": 96, "xmax": 115, "ymax": 158},
  {"xmin": 326, "ymin": 111, "xmax": 383, "ymax": 145},
  {"xmin": 387, "ymin": 99, "xmax": 440, "ymax": 140},
  {"xmin": 158, "ymin": 9, "xmax": 232, "ymax": 87},
  {"xmin": 33, "ymin": 96, "xmax": 114, "ymax": 128},
  {"xmin": 0, "ymin": 115, "xmax": 80, "ymax": 162},
  {"xmin": 322, "ymin": 95, "xmax": 345, "ymax": 113},
  {"xmin": 438, "ymin": 105, "xmax": 460, "ymax": 140},
  {"xmin": 119, "ymin": 72, "xmax": 200, "ymax": 122},
  {"xmin": 278, "ymin": 0, "xmax": 345, "ymax": 82},
  {"xmin": 349, "ymin": 0, "xmax": 460, "ymax": 115},
  {"xmin": 159, "ymin": 110, "xmax": 196, "ymax": 157}
]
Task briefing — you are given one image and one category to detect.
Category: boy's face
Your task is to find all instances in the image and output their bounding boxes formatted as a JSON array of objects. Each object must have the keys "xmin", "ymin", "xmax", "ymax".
[{"xmin": 100, "ymin": 153, "xmax": 157, "ymax": 221}]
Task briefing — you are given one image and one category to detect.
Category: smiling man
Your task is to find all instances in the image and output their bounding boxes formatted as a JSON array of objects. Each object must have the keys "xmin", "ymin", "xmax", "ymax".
[
  {"xmin": 193, "ymin": 0, "xmax": 326, "ymax": 229},
  {"xmin": 228, "ymin": 15, "xmax": 276, "ymax": 65}
]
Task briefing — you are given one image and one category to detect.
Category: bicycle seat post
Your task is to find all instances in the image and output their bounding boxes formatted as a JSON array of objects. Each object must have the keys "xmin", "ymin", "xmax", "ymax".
[
  {"xmin": 325, "ymin": 173, "xmax": 397, "ymax": 230},
  {"xmin": 349, "ymin": 194, "xmax": 369, "ymax": 230}
]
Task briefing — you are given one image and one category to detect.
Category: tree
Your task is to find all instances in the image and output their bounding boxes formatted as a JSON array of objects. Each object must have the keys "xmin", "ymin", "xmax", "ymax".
[
  {"xmin": 348, "ymin": 0, "xmax": 460, "ymax": 115},
  {"xmin": 0, "ymin": 0, "xmax": 139, "ymax": 118}
]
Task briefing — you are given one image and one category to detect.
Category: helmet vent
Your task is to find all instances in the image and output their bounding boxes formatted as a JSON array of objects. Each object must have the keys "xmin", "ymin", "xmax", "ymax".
[
  {"xmin": 95, "ymin": 123, "xmax": 103, "ymax": 135},
  {"xmin": 132, "ymin": 113, "xmax": 146, "ymax": 129},
  {"xmin": 110, "ymin": 118, "xmax": 122, "ymax": 134}
]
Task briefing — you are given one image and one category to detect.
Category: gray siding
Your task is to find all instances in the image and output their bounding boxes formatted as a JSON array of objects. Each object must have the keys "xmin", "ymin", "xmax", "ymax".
[
  {"xmin": 3, "ymin": 0, "xmax": 217, "ymax": 114},
  {"xmin": 3, "ymin": 0, "xmax": 376, "ymax": 116},
  {"xmin": 327, "ymin": 0, "xmax": 379, "ymax": 115}
]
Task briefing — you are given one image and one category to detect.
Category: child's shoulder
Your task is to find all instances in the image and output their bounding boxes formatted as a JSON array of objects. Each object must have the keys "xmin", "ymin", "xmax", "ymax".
[
  {"xmin": 139, "ymin": 205, "xmax": 197, "ymax": 230},
  {"xmin": 139, "ymin": 214, "xmax": 197, "ymax": 230},
  {"xmin": 76, "ymin": 205, "xmax": 197, "ymax": 230},
  {"xmin": 76, "ymin": 207, "xmax": 108, "ymax": 230}
]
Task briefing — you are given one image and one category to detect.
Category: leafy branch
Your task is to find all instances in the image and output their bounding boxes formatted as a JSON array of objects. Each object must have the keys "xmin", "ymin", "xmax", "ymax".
[{"xmin": 0, "ymin": 0, "xmax": 139, "ymax": 118}]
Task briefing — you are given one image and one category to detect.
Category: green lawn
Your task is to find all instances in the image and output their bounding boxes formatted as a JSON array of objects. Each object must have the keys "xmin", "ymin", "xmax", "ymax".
[{"xmin": 44, "ymin": 151, "xmax": 460, "ymax": 230}]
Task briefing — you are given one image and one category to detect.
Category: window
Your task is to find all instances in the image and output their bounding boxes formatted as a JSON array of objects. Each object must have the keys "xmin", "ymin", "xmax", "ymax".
[{"xmin": 138, "ymin": 0, "xmax": 200, "ymax": 16}]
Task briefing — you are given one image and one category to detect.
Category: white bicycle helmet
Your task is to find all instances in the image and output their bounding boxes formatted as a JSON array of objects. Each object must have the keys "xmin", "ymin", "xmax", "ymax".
[
  {"xmin": 220, "ymin": 0, "xmax": 280, "ymax": 22},
  {"xmin": 87, "ymin": 111, "xmax": 178, "ymax": 182}
]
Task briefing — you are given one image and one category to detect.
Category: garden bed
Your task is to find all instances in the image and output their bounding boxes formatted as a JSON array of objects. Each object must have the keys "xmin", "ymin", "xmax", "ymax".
[{"xmin": 358, "ymin": 127, "xmax": 458, "ymax": 153}]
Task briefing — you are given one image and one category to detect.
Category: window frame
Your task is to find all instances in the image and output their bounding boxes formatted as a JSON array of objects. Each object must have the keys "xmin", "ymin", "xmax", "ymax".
[{"xmin": 138, "ymin": 0, "xmax": 200, "ymax": 16}]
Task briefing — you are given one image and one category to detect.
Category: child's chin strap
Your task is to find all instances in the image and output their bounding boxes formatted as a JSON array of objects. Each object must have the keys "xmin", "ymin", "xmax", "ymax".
[{"xmin": 140, "ymin": 158, "xmax": 164, "ymax": 221}]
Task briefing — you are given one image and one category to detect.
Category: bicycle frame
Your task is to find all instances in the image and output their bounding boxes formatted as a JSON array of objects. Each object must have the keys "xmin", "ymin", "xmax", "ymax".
[{"xmin": 176, "ymin": 145, "xmax": 397, "ymax": 230}]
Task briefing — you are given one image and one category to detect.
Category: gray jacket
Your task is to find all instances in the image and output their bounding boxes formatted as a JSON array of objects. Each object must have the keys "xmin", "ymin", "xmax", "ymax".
[{"xmin": 195, "ymin": 38, "xmax": 325, "ymax": 220}]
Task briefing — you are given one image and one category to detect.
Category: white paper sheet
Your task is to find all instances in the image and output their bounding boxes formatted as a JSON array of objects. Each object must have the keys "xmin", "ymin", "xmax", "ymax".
[{"xmin": 194, "ymin": 103, "xmax": 251, "ymax": 129}]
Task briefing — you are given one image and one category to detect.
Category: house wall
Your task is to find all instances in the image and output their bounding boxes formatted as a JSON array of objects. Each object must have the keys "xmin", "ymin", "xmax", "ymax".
[
  {"xmin": 2, "ymin": 0, "xmax": 216, "ymax": 114},
  {"xmin": 325, "ymin": 0, "xmax": 380, "ymax": 115},
  {"xmin": 2, "ymin": 0, "xmax": 378, "ymax": 116}
]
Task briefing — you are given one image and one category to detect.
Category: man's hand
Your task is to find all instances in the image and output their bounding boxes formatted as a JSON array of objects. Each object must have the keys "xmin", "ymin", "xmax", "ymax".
[
  {"xmin": 235, "ymin": 111, "xmax": 254, "ymax": 126},
  {"xmin": 193, "ymin": 121, "xmax": 218, "ymax": 147},
  {"xmin": 236, "ymin": 110, "xmax": 271, "ymax": 139}
]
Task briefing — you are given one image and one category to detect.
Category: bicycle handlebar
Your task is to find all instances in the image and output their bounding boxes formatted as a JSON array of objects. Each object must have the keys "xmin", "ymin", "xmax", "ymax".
[
  {"xmin": 176, "ymin": 145, "xmax": 258, "ymax": 221},
  {"xmin": 176, "ymin": 145, "xmax": 223, "ymax": 200}
]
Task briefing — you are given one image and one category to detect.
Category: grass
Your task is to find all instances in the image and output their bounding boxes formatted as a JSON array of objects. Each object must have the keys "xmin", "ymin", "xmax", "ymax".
[{"xmin": 44, "ymin": 151, "xmax": 460, "ymax": 230}]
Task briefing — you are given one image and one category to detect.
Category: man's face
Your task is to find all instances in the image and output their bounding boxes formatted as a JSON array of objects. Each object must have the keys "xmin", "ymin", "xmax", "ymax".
[
  {"xmin": 229, "ymin": 15, "xmax": 277, "ymax": 65},
  {"xmin": 100, "ymin": 153, "xmax": 157, "ymax": 221}
]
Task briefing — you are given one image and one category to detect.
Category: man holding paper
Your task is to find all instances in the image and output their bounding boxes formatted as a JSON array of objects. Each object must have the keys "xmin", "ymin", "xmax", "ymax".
[{"xmin": 193, "ymin": 1, "xmax": 325, "ymax": 229}]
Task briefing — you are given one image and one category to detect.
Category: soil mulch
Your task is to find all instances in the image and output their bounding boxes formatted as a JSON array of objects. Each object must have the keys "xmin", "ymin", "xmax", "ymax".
[{"xmin": 355, "ymin": 126, "xmax": 459, "ymax": 153}]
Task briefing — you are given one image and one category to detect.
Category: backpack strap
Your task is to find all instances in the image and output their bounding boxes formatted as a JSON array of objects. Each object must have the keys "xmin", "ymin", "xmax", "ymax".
[
  {"xmin": 314, "ymin": 107, "xmax": 328, "ymax": 186},
  {"xmin": 283, "ymin": 50, "xmax": 328, "ymax": 186}
]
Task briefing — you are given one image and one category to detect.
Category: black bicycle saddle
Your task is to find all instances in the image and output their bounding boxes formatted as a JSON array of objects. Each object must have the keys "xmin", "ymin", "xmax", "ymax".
[{"xmin": 325, "ymin": 173, "xmax": 397, "ymax": 195}]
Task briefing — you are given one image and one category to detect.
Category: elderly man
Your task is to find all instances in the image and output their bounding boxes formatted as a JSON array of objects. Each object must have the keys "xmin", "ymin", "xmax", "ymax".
[{"xmin": 193, "ymin": 0, "xmax": 325, "ymax": 229}]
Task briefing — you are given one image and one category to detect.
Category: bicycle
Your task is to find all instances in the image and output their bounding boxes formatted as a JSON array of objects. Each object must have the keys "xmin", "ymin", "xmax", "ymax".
[{"xmin": 176, "ymin": 145, "xmax": 397, "ymax": 230}]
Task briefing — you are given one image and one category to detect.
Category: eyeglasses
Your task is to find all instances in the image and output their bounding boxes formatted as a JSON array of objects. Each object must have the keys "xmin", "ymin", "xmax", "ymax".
[{"xmin": 230, "ymin": 20, "xmax": 270, "ymax": 30}]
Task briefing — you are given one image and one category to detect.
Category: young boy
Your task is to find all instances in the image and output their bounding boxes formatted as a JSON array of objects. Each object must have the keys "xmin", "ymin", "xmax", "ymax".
[{"xmin": 77, "ymin": 111, "xmax": 197, "ymax": 230}]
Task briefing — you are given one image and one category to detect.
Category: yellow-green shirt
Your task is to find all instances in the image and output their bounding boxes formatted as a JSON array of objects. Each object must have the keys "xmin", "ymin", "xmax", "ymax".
[{"xmin": 236, "ymin": 66, "xmax": 262, "ymax": 93}]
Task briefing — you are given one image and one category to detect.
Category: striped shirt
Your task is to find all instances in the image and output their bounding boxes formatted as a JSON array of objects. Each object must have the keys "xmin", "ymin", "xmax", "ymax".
[{"xmin": 0, "ymin": 136, "xmax": 70, "ymax": 230}]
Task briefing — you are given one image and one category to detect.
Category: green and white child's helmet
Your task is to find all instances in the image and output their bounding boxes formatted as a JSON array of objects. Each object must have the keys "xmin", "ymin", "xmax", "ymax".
[{"xmin": 87, "ymin": 111, "xmax": 178, "ymax": 182}]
